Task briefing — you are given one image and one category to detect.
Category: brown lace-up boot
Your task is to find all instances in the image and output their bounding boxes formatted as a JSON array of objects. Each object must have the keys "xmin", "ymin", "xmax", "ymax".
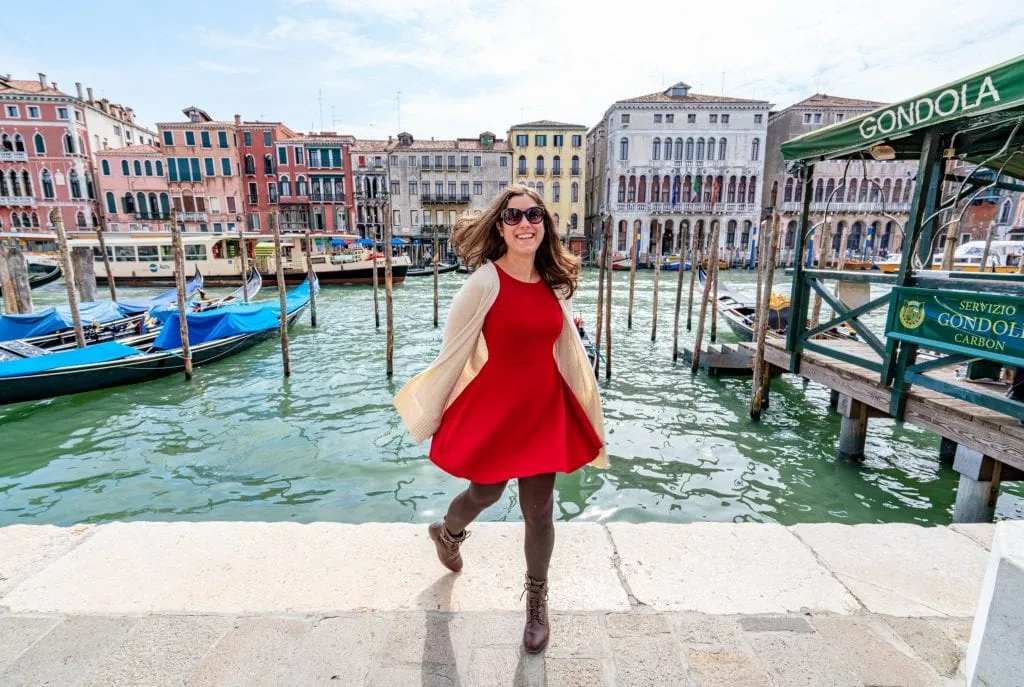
[
  {"xmin": 428, "ymin": 521, "xmax": 469, "ymax": 572},
  {"xmin": 521, "ymin": 574, "xmax": 549, "ymax": 653}
]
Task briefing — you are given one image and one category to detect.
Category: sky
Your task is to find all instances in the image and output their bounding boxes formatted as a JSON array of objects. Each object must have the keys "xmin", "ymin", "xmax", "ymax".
[{"xmin": 6, "ymin": 0, "xmax": 1024, "ymax": 141}]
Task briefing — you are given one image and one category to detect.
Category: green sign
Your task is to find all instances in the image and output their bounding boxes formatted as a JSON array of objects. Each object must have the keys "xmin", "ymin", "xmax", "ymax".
[
  {"xmin": 781, "ymin": 54, "xmax": 1024, "ymax": 162},
  {"xmin": 887, "ymin": 286, "xmax": 1024, "ymax": 367}
]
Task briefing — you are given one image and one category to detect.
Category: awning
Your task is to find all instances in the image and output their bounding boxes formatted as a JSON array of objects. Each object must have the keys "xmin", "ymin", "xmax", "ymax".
[{"xmin": 780, "ymin": 54, "xmax": 1024, "ymax": 180}]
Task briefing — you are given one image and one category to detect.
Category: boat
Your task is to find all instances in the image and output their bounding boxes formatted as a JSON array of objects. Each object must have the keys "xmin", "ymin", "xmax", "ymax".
[
  {"xmin": 55, "ymin": 233, "xmax": 410, "ymax": 287},
  {"xmin": 0, "ymin": 263, "xmax": 61, "ymax": 297},
  {"xmin": 875, "ymin": 241, "xmax": 1024, "ymax": 273},
  {"xmin": 696, "ymin": 267, "xmax": 855, "ymax": 341},
  {"xmin": 0, "ymin": 277, "xmax": 317, "ymax": 406},
  {"xmin": 406, "ymin": 261, "xmax": 459, "ymax": 277},
  {"xmin": 573, "ymin": 313, "xmax": 598, "ymax": 370}
]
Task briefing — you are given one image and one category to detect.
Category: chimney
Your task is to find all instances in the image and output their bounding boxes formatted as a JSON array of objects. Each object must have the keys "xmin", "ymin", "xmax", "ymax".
[
  {"xmin": 75, "ymin": 82, "xmax": 84, "ymax": 100},
  {"xmin": 234, "ymin": 114, "xmax": 241, "ymax": 126},
  {"xmin": 51, "ymin": 81, "xmax": 57, "ymax": 92},
  {"xmin": 86, "ymin": 86, "xmax": 94, "ymax": 103},
  {"xmin": 38, "ymin": 72, "xmax": 47, "ymax": 89}
]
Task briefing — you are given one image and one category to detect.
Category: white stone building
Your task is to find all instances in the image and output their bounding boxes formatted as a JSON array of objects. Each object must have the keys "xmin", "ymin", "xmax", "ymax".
[
  {"xmin": 72, "ymin": 78, "xmax": 157, "ymax": 162},
  {"xmin": 588, "ymin": 82, "xmax": 770, "ymax": 263}
]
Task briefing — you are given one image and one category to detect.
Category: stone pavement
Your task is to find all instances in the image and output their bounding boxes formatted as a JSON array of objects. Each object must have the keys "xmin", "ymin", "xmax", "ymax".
[{"xmin": 0, "ymin": 521, "xmax": 999, "ymax": 686}]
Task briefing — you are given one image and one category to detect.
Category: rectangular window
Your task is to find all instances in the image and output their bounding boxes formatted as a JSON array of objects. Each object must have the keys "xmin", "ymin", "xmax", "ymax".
[
  {"xmin": 210, "ymin": 197, "xmax": 221, "ymax": 213},
  {"xmin": 687, "ymin": 114, "xmax": 696, "ymax": 123},
  {"xmin": 535, "ymin": 135, "xmax": 547, "ymax": 146},
  {"xmin": 709, "ymin": 114, "xmax": 718, "ymax": 123},
  {"xmin": 57, "ymin": 107, "xmax": 70, "ymax": 120},
  {"xmin": 213, "ymin": 223, "xmax": 223, "ymax": 233},
  {"xmin": 331, "ymin": 149, "xmax": 341, "ymax": 167},
  {"xmin": 221, "ymin": 157, "xmax": 232, "ymax": 176},
  {"xmin": 137, "ymin": 246, "xmax": 158, "ymax": 261},
  {"xmin": 5, "ymin": 105, "xmax": 19, "ymax": 118},
  {"xmin": 200, "ymin": 131, "xmax": 211, "ymax": 147},
  {"xmin": 435, "ymin": 182, "xmax": 443, "ymax": 196},
  {"xmin": 176, "ymin": 158, "xmax": 190, "ymax": 181},
  {"xmin": 553, "ymin": 134, "xmax": 563, "ymax": 146},
  {"xmin": 620, "ymin": 114, "xmax": 630, "ymax": 124},
  {"xmin": 474, "ymin": 156, "xmax": 481, "ymax": 167},
  {"xmin": 391, "ymin": 180, "xmax": 400, "ymax": 195},
  {"xmin": 461, "ymin": 182, "xmax": 469, "ymax": 197},
  {"xmin": 448, "ymin": 181, "xmax": 456, "ymax": 197},
  {"xmin": 408, "ymin": 155, "xmax": 416, "ymax": 166},
  {"xmin": 278, "ymin": 147, "xmax": 287, "ymax": 165},
  {"xmin": 473, "ymin": 182, "xmax": 482, "ymax": 195},
  {"xmin": 243, "ymin": 131, "xmax": 252, "ymax": 146},
  {"xmin": 498, "ymin": 182, "xmax": 508, "ymax": 193},
  {"xmin": 184, "ymin": 245, "xmax": 207, "ymax": 261},
  {"xmin": 835, "ymin": 113, "xmax": 845, "ymax": 122},
  {"xmin": 422, "ymin": 155, "xmax": 430, "ymax": 168},
  {"xmin": 374, "ymin": 156, "xmax": 382, "ymax": 167},
  {"xmin": 803, "ymin": 113, "xmax": 813, "ymax": 124},
  {"xmin": 409, "ymin": 181, "xmax": 418, "ymax": 195},
  {"xmin": 411, "ymin": 210, "xmax": 419, "ymax": 226},
  {"xmin": 114, "ymin": 246, "xmax": 137, "ymax": 262},
  {"xmin": 249, "ymin": 182, "xmax": 260, "ymax": 202},
  {"xmin": 516, "ymin": 134, "xmax": 528, "ymax": 147},
  {"xmin": 460, "ymin": 155, "xmax": 469, "ymax": 169},
  {"xmin": 309, "ymin": 150, "xmax": 320, "ymax": 167},
  {"xmin": 435, "ymin": 155, "xmax": 443, "ymax": 168},
  {"xmin": 721, "ymin": 114, "xmax": 730, "ymax": 124},
  {"xmin": 296, "ymin": 147, "xmax": 304, "ymax": 164},
  {"xmin": 190, "ymin": 158, "xmax": 201, "ymax": 180},
  {"xmin": 754, "ymin": 114, "xmax": 763, "ymax": 124},
  {"xmin": 393, "ymin": 210, "xmax": 401, "ymax": 226},
  {"xmin": 185, "ymin": 131, "xmax": 196, "ymax": 146},
  {"xmin": 390, "ymin": 154, "xmax": 398, "ymax": 165},
  {"xmin": 162, "ymin": 131, "xmax": 173, "ymax": 146},
  {"xmin": 218, "ymin": 131, "xmax": 228, "ymax": 148},
  {"xmin": 665, "ymin": 114, "xmax": 674, "ymax": 123},
  {"xmin": 27, "ymin": 106, "xmax": 40, "ymax": 119},
  {"xmin": 74, "ymin": 110, "xmax": 82, "ymax": 122},
  {"xmin": 814, "ymin": 113, "xmax": 822, "ymax": 124},
  {"xmin": 168, "ymin": 158, "xmax": 178, "ymax": 181},
  {"xmin": 227, "ymin": 222, "xmax": 235, "ymax": 232},
  {"xmin": 226, "ymin": 196, "xmax": 236, "ymax": 213},
  {"xmin": 653, "ymin": 114, "xmax": 662, "ymax": 123},
  {"xmin": 264, "ymin": 131, "xmax": 272, "ymax": 146},
  {"xmin": 246, "ymin": 212, "xmax": 258, "ymax": 230},
  {"xmin": 205, "ymin": 158, "xmax": 215, "ymax": 176},
  {"xmin": 267, "ymin": 182, "xmax": 278, "ymax": 202},
  {"xmin": 447, "ymin": 155, "xmax": 456, "ymax": 169},
  {"xmin": 424, "ymin": 210, "xmax": 432, "ymax": 224},
  {"xmin": 500, "ymin": 156, "xmax": 508, "ymax": 167}
]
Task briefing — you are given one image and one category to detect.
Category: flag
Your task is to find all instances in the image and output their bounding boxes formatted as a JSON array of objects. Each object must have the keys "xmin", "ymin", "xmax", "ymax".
[
  {"xmin": 710, "ymin": 178, "xmax": 720, "ymax": 210},
  {"xmin": 691, "ymin": 176, "xmax": 699, "ymax": 202},
  {"xmin": 671, "ymin": 181, "xmax": 678, "ymax": 207}
]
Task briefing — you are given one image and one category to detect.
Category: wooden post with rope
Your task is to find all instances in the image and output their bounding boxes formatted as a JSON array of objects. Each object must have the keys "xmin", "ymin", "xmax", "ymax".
[
  {"xmin": 51, "ymin": 209, "xmax": 86, "ymax": 349},
  {"xmin": 593, "ymin": 218, "xmax": 607, "ymax": 373},
  {"xmin": 672, "ymin": 222, "xmax": 690, "ymax": 362},
  {"xmin": 271, "ymin": 210, "xmax": 291, "ymax": 377},
  {"xmin": 384, "ymin": 199, "xmax": 395, "ymax": 378},
  {"xmin": 626, "ymin": 222, "xmax": 638, "ymax": 329},
  {"xmin": 750, "ymin": 216, "xmax": 782, "ymax": 420},
  {"xmin": 604, "ymin": 218, "xmax": 613, "ymax": 380},
  {"xmin": 691, "ymin": 222, "xmax": 720, "ymax": 373},
  {"xmin": 96, "ymin": 226, "xmax": 117, "ymax": 301},
  {"xmin": 305, "ymin": 231, "xmax": 318, "ymax": 327},
  {"xmin": 169, "ymin": 211, "xmax": 193, "ymax": 380},
  {"xmin": 686, "ymin": 226, "xmax": 703, "ymax": 331},
  {"xmin": 238, "ymin": 226, "xmax": 250, "ymax": 303},
  {"xmin": 651, "ymin": 221, "xmax": 663, "ymax": 341},
  {"xmin": 979, "ymin": 221, "xmax": 996, "ymax": 273}
]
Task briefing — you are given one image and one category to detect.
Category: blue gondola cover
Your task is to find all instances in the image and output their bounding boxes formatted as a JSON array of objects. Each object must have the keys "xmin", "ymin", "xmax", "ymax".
[{"xmin": 0, "ymin": 341, "xmax": 140, "ymax": 378}]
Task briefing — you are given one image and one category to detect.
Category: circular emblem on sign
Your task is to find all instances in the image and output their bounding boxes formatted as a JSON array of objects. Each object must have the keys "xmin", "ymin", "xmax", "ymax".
[
  {"xmin": 899, "ymin": 300, "xmax": 926, "ymax": 329},
  {"xmin": 149, "ymin": 262, "xmax": 159, "ymax": 273}
]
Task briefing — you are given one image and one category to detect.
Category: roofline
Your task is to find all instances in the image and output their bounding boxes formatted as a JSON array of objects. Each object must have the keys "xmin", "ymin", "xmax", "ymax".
[{"xmin": 508, "ymin": 122, "xmax": 587, "ymax": 131}]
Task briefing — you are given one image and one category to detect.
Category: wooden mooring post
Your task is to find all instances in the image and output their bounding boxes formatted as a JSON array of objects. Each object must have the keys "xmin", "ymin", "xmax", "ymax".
[
  {"xmin": 0, "ymin": 242, "xmax": 33, "ymax": 315},
  {"xmin": 672, "ymin": 223, "xmax": 690, "ymax": 362},
  {"xmin": 384, "ymin": 206, "xmax": 395, "ymax": 378},
  {"xmin": 371, "ymin": 230, "xmax": 381, "ymax": 329},
  {"xmin": 651, "ymin": 221, "xmax": 663, "ymax": 342},
  {"xmin": 593, "ymin": 218, "xmax": 607, "ymax": 374},
  {"xmin": 809, "ymin": 222, "xmax": 831, "ymax": 328},
  {"xmin": 686, "ymin": 229, "xmax": 703, "ymax": 331},
  {"xmin": 604, "ymin": 218, "xmax": 613, "ymax": 380},
  {"xmin": 709, "ymin": 236, "xmax": 720, "ymax": 344},
  {"xmin": 305, "ymin": 231, "xmax": 318, "ymax": 327},
  {"xmin": 979, "ymin": 221, "xmax": 996, "ymax": 273},
  {"xmin": 691, "ymin": 222, "xmax": 720, "ymax": 373},
  {"xmin": 170, "ymin": 213, "xmax": 193, "ymax": 380},
  {"xmin": 626, "ymin": 223, "xmax": 638, "ymax": 329},
  {"xmin": 71, "ymin": 247, "xmax": 98, "ymax": 303},
  {"xmin": 432, "ymin": 226, "xmax": 440, "ymax": 328},
  {"xmin": 238, "ymin": 227, "xmax": 250, "ymax": 303},
  {"xmin": 271, "ymin": 211, "xmax": 291, "ymax": 377},
  {"xmin": 52, "ymin": 209, "xmax": 86, "ymax": 349},
  {"xmin": 96, "ymin": 226, "xmax": 117, "ymax": 301},
  {"xmin": 749, "ymin": 215, "xmax": 780, "ymax": 420}
]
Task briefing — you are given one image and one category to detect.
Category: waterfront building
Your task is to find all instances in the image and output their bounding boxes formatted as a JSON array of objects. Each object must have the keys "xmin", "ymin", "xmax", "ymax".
[
  {"xmin": 236, "ymin": 118, "xmax": 301, "ymax": 233},
  {"xmin": 588, "ymin": 82, "xmax": 770, "ymax": 264},
  {"xmin": 507, "ymin": 120, "xmax": 587, "ymax": 250},
  {"xmin": 95, "ymin": 144, "xmax": 171, "ymax": 233},
  {"xmin": 283, "ymin": 132, "xmax": 355, "ymax": 234},
  {"xmin": 352, "ymin": 139, "xmax": 389, "ymax": 239},
  {"xmin": 764, "ymin": 94, "xmax": 917, "ymax": 263},
  {"xmin": 387, "ymin": 131, "xmax": 512, "ymax": 243},
  {"xmin": 0, "ymin": 74, "xmax": 97, "ymax": 235},
  {"xmin": 156, "ymin": 107, "xmax": 244, "ymax": 234},
  {"xmin": 76, "ymin": 79, "xmax": 157, "ymax": 162}
]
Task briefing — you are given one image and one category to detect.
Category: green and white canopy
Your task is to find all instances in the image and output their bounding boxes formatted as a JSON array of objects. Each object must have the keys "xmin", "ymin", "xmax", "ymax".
[{"xmin": 781, "ymin": 54, "xmax": 1024, "ymax": 181}]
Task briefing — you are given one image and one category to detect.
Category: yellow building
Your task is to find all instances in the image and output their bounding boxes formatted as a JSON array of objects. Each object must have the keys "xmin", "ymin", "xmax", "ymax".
[{"xmin": 507, "ymin": 120, "xmax": 587, "ymax": 247}]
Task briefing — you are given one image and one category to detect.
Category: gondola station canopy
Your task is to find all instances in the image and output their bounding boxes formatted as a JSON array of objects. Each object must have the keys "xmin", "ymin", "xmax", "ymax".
[{"xmin": 781, "ymin": 53, "xmax": 1024, "ymax": 181}]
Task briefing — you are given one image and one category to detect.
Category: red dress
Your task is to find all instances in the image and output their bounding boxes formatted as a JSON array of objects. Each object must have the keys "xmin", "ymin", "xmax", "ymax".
[{"xmin": 429, "ymin": 264, "xmax": 603, "ymax": 484}]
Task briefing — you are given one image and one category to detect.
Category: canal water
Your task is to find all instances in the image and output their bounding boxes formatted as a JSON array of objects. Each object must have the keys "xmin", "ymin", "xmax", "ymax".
[{"xmin": 2, "ymin": 268, "xmax": 1021, "ymax": 526}]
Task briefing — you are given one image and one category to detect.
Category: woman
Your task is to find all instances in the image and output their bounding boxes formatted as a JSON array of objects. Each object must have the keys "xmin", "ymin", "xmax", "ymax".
[{"xmin": 393, "ymin": 186, "xmax": 607, "ymax": 653}]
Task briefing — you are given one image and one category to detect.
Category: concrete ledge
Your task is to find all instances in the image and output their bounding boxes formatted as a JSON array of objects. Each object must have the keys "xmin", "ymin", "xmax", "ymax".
[
  {"xmin": 0, "ymin": 524, "xmax": 94, "ymax": 594},
  {"xmin": 967, "ymin": 521, "xmax": 1024, "ymax": 686}
]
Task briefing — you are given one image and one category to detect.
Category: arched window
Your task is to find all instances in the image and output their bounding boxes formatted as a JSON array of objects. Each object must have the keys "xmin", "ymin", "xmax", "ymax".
[
  {"xmin": 617, "ymin": 176, "xmax": 626, "ymax": 202},
  {"xmin": 658, "ymin": 176, "xmax": 667, "ymax": 203},
  {"xmin": 518, "ymin": 155, "xmax": 527, "ymax": 173},
  {"xmin": 652, "ymin": 138, "xmax": 661, "ymax": 160},
  {"xmin": 244, "ymin": 154, "xmax": 255, "ymax": 175},
  {"xmin": 264, "ymin": 154, "xmax": 274, "ymax": 174},
  {"xmin": 1, "ymin": 134, "xmax": 11, "ymax": 151},
  {"xmin": 76, "ymin": 211, "xmax": 86, "ymax": 228},
  {"xmin": 1000, "ymin": 200, "xmax": 1013, "ymax": 224},
  {"xmin": 727, "ymin": 176, "xmax": 737, "ymax": 203},
  {"xmin": 707, "ymin": 138, "xmax": 716, "ymax": 160},
  {"xmin": 627, "ymin": 175, "xmax": 636, "ymax": 202},
  {"xmin": 696, "ymin": 138, "xmax": 705, "ymax": 160},
  {"xmin": 296, "ymin": 176, "xmax": 307, "ymax": 196},
  {"xmin": 552, "ymin": 155, "xmax": 561, "ymax": 174},
  {"xmin": 33, "ymin": 212, "xmax": 41, "ymax": 227},
  {"xmin": 0, "ymin": 172, "xmax": 8, "ymax": 195},
  {"xmin": 156, "ymin": 160, "xmax": 164, "ymax": 177},
  {"xmin": 9, "ymin": 170, "xmax": 19, "ymax": 195},
  {"xmin": 553, "ymin": 213, "xmax": 560, "ymax": 229},
  {"xmin": 123, "ymin": 192, "xmax": 135, "ymax": 213},
  {"xmin": 106, "ymin": 191, "xmax": 116, "ymax": 214},
  {"xmin": 91, "ymin": 212, "xmax": 98, "ymax": 227},
  {"xmin": 903, "ymin": 180, "xmax": 912, "ymax": 203},
  {"xmin": 859, "ymin": 178, "xmax": 869, "ymax": 202},
  {"xmin": 41, "ymin": 170, "xmax": 54, "ymax": 198},
  {"xmin": 552, "ymin": 181, "xmax": 561, "ymax": 202},
  {"xmin": 893, "ymin": 178, "xmax": 903, "ymax": 204},
  {"xmin": 848, "ymin": 222, "xmax": 863, "ymax": 250},
  {"xmin": 741, "ymin": 220, "xmax": 752, "ymax": 249},
  {"xmin": 86, "ymin": 172, "xmax": 94, "ymax": 199},
  {"xmin": 136, "ymin": 192, "xmax": 146, "ymax": 217},
  {"xmin": 674, "ymin": 139, "xmax": 683, "ymax": 160},
  {"xmin": 63, "ymin": 133, "xmax": 75, "ymax": 154},
  {"xmin": 571, "ymin": 181, "xmax": 579, "ymax": 202},
  {"xmin": 751, "ymin": 138, "xmax": 760, "ymax": 161},
  {"xmin": 536, "ymin": 181, "xmax": 544, "ymax": 198},
  {"xmin": 738, "ymin": 176, "xmax": 747, "ymax": 204},
  {"xmin": 814, "ymin": 179, "xmax": 824, "ymax": 203},
  {"xmin": 69, "ymin": 170, "xmax": 82, "ymax": 198},
  {"xmin": 747, "ymin": 176, "xmax": 756, "ymax": 204},
  {"xmin": 833, "ymin": 222, "xmax": 846, "ymax": 251},
  {"xmin": 869, "ymin": 178, "xmax": 881, "ymax": 202},
  {"xmin": 121, "ymin": 159, "xmax": 130, "ymax": 176},
  {"xmin": 685, "ymin": 138, "xmax": 694, "ymax": 160},
  {"xmin": 638, "ymin": 176, "xmax": 647, "ymax": 203},
  {"xmin": 847, "ymin": 178, "xmax": 858, "ymax": 203},
  {"xmin": 881, "ymin": 178, "xmax": 891, "ymax": 203},
  {"xmin": 101, "ymin": 159, "xmax": 110, "ymax": 175},
  {"xmin": 145, "ymin": 160, "xmax": 153, "ymax": 176},
  {"xmin": 14, "ymin": 134, "xmax": 25, "ymax": 152},
  {"xmin": 571, "ymin": 213, "xmax": 578, "ymax": 232},
  {"xmin": 280, "ymin": 175, "xmax": 292, "ymax": 196},
  {"xmin": 149, "ymin": 193, "xmax": 159, "ymax": 217},
  {"xmin": 726, "ymin": 220, "xmax": 737, "ymax": 248},
  {"xmin": 619, "ymin": 138, "xmax": 629, "ymax": 160},
  {"xmin": 11, "ymin": 212, "xmax": 21, "ymax": 228},
  {"xmin": 78, "ymin": 136, "xmax": 85, "ymax": 155},
  {"xmin": 718, "ymin": 138, "xmax": 727, "ymax": 160},
  {"xmin": 535, "ymin": 155, "xmax": 544, "ymax": 174},
  {"xmin": 825, "ymin": 178, "xmax": 836, "ymax": 202},
  {"xmin": 704, "ymin": 175, "xmax": 714, "ymax": 203},
  {"xmin": 34, "ymin": 133, "xmax": 45, "ymax": 154},
  {"xmin": 571, "ymin": 155, "xmax": 580, "ymax": 174},
  {"xmin": 784, "ymin": 178, "xmax": 794, "ymax": 202},
  {"xmin": 133, "ymin": 160, "xmax": 143, "ymax": 176}
]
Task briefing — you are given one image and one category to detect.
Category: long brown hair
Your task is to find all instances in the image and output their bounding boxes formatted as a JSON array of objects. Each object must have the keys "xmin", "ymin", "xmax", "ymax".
[{"xmin": 452, "ymin": 185, "xmax": 580, "ymax": 298}]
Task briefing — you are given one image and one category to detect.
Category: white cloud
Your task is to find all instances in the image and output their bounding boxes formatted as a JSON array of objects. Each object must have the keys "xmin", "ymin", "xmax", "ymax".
[{"xmin": 196, "ymin": 61, "xmax": 259, "ymax": 75}]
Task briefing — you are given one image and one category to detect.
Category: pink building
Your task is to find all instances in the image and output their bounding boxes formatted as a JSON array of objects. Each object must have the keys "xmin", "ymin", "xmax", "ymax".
[
  {"xmin": 0, "ymin": 74, "xmax": 97, "ymax": 235},
  {"xmin": 157, "ymin": 107, "xmax": 243, "ymax": 234},
  {"xmin": 95, "ymin": 145, "xmax": 171, "ymax": 233}
]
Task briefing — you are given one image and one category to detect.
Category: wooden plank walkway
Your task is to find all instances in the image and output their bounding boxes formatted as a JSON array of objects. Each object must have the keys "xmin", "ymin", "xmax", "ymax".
[{"xmin": 741, "ymin": 339, "xmax": 1024, "ymax": 472}]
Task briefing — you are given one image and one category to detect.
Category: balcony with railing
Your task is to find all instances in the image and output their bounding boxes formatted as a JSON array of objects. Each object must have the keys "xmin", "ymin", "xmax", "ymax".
[
  {"xmin": 309, "ymin": 191, "xmax": 346, "ymax": 203},
  {"xmin": 178, "ymin": 212, "xmax": 209, "ymax": 221},
  {"xmin": 517, "ymin": 167, "xmax": 528, "ymax": 176},
  {"xmin": 551, "ymin": 167, "xmax": 561, "ymax": 176},
  {"xmin": 0, "ymin": 196, "xmax": 36, "ymax": 207},
  {"xmin": 0, "ymin": 151, "xmax": 28, "ymax": 162},
  {"xmin": 780, "ymin": 201, "xmax": 912, "ymax": 214},
  {"xmin": 422, "ymin": 194, "xmax": 470, "ymax": 204},
  {"xmin": 571, "ymin": 168, "xmax": 580, "ymax": 176},
  {"xmin": 133, "ymin": 211, "xmax": 171, "ymax": 220},
  {"xmin": 614, "ymin": 202, "xmax": 759, "ymax": 215}
]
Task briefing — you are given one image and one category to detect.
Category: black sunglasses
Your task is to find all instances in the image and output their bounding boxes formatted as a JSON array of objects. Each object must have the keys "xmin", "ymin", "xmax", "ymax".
[{"xmin": 501, "ymin": 206, "xmax": 545, "ymax": 226}]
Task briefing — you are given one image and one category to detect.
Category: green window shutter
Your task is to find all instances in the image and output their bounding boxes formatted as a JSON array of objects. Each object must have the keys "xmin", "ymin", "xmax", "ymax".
[
  {"xmin": 221, "ymin": 158, "xmax": 232, "ymax": 176},
  {"xmin": 205, "ymin": 158, "xmax": 215, "ymax": 176},
  {"xmin": 278, "ymin": 147, "xmax": 287, "ymax": 164},
  {"xmin": 163, "ymin": 131, "xmax": 173, "ymax": 146},
  {"xmin": 178, "ymin": 158, "xmax": 190, "ymax": 181},
  {"xmin": 168, "ymin": 158, "xmax": 178, "ymax": 181},
  {"xmin": 201, "ymin": 131, "xmax": 211, "ymax": 148},
  {"xmin": 218, "ymin": 131, "xmax": 228, "ymax": 148},
  {"xmin": 191, "ymin": 158, "xmax": 202, "ymax": 180}
]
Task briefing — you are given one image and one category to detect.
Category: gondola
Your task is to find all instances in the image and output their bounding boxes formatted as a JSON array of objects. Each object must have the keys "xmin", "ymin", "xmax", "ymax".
[
  {"xmin": 696, "ymin": 267, "xmax": 855, "ymax": 341},
  {"xmin": 0, "ymin": 277, "xmax": 316, "ymax": 407},
  {"xmin": 405, "ymin": 261, "xmax": 460, "ymax": 277},
  {"xmin": 0, "ymin": 264, "xmax": 62, "ymax": 297},
  {"xmin": 574, "ymin": 314, "xmax": 598, "ymax": 371}
]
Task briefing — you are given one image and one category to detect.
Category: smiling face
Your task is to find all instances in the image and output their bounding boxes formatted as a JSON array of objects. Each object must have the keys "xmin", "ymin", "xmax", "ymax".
[{"xmin": 497, "ymin": 193, "xmax": 546, "ymax": 259}]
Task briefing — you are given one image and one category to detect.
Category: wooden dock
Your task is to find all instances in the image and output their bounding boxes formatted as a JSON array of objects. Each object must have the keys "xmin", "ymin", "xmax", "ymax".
[
  {"xmin": 741, "ymin": 338, "xmax": 1024, "ymax": 475},
  {"xmin": 682, "ymin": 344, "xmax": 755, "ymax": 376}
]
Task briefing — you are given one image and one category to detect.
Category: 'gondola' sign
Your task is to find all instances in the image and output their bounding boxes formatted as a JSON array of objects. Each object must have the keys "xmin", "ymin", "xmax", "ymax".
[{"xmin": 886, "ymin": 286, "xmax": 1024, "ymax": 367}]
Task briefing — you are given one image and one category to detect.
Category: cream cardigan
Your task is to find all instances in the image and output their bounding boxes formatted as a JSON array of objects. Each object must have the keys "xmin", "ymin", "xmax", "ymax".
[{"xmin": 392, "ymin": 261, "xmax": 608, "ymax": 468}]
